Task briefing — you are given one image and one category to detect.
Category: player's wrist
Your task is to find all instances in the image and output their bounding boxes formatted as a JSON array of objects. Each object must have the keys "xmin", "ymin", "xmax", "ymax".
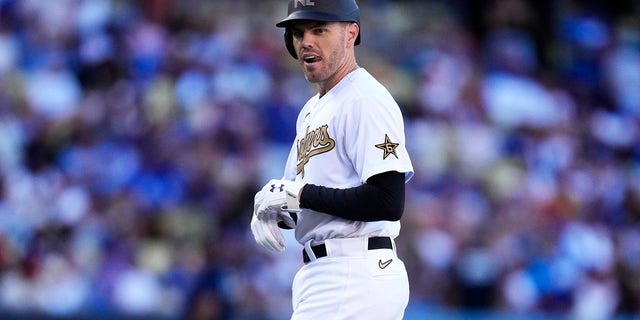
[{"xmin": 284, "ymin": 181, "xmax": 305, "ymax": 211}]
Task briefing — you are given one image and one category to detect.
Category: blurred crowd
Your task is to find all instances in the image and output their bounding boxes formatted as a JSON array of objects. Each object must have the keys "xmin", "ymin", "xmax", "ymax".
[{"xmin": 0, "ymin": 0, "xmax": 638, "ymax": 319}]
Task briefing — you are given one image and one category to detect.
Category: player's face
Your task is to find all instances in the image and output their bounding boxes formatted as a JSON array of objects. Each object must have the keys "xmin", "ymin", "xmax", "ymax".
[{"xmin": 290, "ymin": 21, "xmax": 358, "ymax": 92}]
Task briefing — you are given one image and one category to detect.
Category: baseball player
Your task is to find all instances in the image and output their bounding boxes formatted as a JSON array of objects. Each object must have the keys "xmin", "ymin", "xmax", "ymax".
[{"xmin": 250, "ymin": 0, "xmax": 414, "ymax": 319}]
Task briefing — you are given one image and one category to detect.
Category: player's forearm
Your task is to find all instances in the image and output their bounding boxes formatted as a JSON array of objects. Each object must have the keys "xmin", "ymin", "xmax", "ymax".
[{"xmin": 299, "ymin": 171, "xmax": 405, "ymax": 221}]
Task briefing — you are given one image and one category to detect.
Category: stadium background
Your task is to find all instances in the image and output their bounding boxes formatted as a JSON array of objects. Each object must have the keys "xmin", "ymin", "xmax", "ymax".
[{"xmin": 0, "ymin": 0, "xmax": 638, "ymax": 319}]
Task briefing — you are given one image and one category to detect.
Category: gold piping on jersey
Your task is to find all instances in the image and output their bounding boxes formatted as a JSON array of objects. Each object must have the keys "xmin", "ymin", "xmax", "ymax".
[{"xmin": 297, "ymin": 124, "xmax": 335, "ymax": 177}]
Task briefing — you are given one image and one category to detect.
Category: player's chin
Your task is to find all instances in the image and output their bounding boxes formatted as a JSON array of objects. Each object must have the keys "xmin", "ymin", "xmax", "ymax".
[
  {"xmin": 303, "ymin": 72, "xmax": 322, "ymax": 84},
  {"xmin": 302, "ymin": 69, "xmax": 319, "ymax": 82}
]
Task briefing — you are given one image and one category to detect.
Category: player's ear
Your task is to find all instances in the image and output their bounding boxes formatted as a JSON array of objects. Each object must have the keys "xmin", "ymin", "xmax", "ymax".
[{"xmin": 346, "ymin": 22, "xmax": 359, "ymax": 46}]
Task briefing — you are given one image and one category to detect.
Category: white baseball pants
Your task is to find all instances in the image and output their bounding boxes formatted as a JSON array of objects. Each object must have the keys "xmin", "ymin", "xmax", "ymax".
[{"xmin": 291, "ymin": 237, "xmax": 409, "ymax": 320}]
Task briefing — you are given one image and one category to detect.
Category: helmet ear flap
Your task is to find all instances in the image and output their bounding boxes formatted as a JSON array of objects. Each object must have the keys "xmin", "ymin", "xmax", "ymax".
[{"xmin": 284, "ymin": 29, "xmax": 298, "ymax": 59}]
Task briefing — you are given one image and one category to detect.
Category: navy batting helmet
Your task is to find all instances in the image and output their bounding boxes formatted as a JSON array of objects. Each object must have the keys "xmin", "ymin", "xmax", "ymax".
[{"xmin": 276, "ymin": 0, "xmax": 361, "ymax": 59}]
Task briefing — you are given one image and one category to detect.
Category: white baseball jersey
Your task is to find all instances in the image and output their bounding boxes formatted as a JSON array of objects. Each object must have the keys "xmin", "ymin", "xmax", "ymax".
[{"xmin": 283, "ymin": 68, "xmax": 414, "ymax": 245}]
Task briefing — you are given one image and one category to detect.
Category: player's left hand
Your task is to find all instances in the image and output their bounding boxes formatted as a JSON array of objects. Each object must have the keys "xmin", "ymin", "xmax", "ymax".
[
  {"xmin": 253, "ymin": 187, "xmax": 297, "ymax": 229},
  {"xmin": 256, "ymin": 179, "xmax": 305, "ymax": 220}
]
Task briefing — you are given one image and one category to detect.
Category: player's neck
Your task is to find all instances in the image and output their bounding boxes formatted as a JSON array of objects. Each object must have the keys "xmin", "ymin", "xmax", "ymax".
[{"xmin": 318, "ymin": 59, "xmax": 359, "ymax": 98}]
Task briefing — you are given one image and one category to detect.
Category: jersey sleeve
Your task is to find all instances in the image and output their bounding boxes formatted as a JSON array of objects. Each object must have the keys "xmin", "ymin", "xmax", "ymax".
[{"xmin": 342, "ymin": 93, "xmax": 414, "ymax": 184}]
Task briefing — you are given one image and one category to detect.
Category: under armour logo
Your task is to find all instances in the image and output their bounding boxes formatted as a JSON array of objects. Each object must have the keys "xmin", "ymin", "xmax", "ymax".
[
  {"xmin": 270, "ymin": 184, "xmax": 285, "ymax": 192},
  {"xmin": 294, "ymin": 0, "xmax": 315, "ymax": 8}
]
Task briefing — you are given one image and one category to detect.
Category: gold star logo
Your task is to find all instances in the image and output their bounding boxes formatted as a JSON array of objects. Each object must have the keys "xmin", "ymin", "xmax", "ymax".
[{"xmin": 375, "ymin": 134, "xmax": 399, "ymax": 160}]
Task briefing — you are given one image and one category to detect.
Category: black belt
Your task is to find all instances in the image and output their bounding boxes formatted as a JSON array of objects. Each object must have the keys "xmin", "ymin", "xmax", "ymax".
[{"xmin": 302, "ymin": 237, "xmax": 393, "ymax": 263}]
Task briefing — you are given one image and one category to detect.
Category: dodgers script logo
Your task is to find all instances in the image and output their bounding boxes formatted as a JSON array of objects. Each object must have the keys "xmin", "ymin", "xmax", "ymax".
[
  {"xmin": 294, "ymin": 0, "xmax": 315, "ymax": 7},
  {"xmin": 297, "ymin": 124, "xmax": 334, "ymax": 177}
]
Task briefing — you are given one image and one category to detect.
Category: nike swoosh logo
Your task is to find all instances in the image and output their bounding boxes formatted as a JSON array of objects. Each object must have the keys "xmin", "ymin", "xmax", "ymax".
[{"xmin": 378, "ymin": 259, "xmax": 393, "ymax": 269}]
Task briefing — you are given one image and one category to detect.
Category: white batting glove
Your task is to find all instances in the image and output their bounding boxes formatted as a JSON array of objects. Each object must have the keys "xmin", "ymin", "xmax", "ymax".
[
  {"xmin": 253, "ymin": 186, "xmax": 296, "ymax": 229},
  {"xmin": 252, "ymin": 189, "xmax": 284, "ymax": 251},
  {"xmin": 257, "ymin": 179, "xmax": 305, "ymax": 219},
  {"xmin": 253, "ymin": 187, "xmax": 266, "ymax": 219},
  {"xmin": 250, "ymin": 213, "xmax": 286, "ymax": 252},
  {"xmin": 250, "ymin": 181, "xmax": 302, "ymax": 252}
]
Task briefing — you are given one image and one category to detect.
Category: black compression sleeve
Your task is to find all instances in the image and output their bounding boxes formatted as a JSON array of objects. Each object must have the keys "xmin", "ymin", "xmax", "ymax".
[{"xmin": 299, "ymin": 171, "xmax": 406, "ymax": 222}]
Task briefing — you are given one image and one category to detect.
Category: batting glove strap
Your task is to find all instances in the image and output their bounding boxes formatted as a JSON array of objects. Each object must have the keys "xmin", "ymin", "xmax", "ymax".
[{"xmin": 284, "ymin": 181, "xmax": 305, "ymax": 212}]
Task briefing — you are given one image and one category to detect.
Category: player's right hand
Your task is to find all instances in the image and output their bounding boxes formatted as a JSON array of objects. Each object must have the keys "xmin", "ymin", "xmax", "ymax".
[
  {"xmin": 251, "ymin": 185, "xmax": 295, "ymax": 252},
  {"xmin": 250, "ymin": 212, "xmax": 286, "ymax": 252}
]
